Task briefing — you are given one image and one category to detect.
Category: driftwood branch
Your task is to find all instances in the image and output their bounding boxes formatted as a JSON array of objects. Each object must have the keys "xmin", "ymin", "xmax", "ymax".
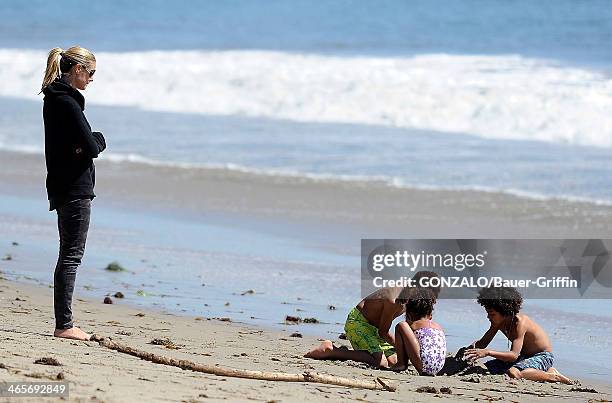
[{"xmin": 90, "ymin": 335, "xmax": 396, "ymax": 392}]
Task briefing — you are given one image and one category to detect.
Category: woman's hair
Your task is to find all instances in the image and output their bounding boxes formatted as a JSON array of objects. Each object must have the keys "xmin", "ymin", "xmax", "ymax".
[
  {"xmin": 477, "ymin": 286, "xmax": 523, "ymax": 317},
  {"xmin": 40, "ymin": 46, "xmax": 96, "ymax": 93},
  {"xmin": 405, "ymin": 287, "xmax": 436, "ymax": 321}
]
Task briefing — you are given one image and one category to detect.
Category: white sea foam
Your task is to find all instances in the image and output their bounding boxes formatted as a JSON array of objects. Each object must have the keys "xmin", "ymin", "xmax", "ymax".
[
  {"xmin": 81, "ymin": 153, "xmax": 612, "ymax": 206},
  {"xmin": 0, "ymin": 142, "xmax": 43, "ymax": 155},
  {"xmin": 3, "ymin": 145, "xmax": 609, "ymax": 206},
  {"xmin": 1, "ymin": 48, "xmax": 611, "ymax": 148}
]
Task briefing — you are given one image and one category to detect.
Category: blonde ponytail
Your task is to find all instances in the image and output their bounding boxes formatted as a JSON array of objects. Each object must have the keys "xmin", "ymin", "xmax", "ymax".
[
  {"xmin": 40, "ymin": 45, "xmax": 96, "ymax": 94},
  {"xmin": 40, "ymin": 47, "xmax": 63, "ymax": 93}
]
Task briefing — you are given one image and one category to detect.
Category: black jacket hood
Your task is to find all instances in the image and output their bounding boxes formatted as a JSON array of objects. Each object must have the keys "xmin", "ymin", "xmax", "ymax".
[{"xmin": 43, "ymin": 77, "xmax": 85, "ymax": 111}]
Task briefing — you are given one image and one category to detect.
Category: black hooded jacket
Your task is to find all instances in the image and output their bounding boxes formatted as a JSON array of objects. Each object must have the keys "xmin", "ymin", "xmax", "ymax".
[{"xmin": 43, "ymin": 77, "xmax": 106, "ymax": 210}]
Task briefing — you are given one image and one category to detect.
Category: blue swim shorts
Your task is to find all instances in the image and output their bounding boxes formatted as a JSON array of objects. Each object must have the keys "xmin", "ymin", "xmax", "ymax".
[{"xmin": 485, "ymin": 351, "xmax": 554, "ymax": 374}]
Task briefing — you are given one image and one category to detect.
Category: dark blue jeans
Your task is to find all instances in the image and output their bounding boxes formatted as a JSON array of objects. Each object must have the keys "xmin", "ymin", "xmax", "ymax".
[{"xmin": 54, "ymin": 198, "xmax": 91, "ymax": 329}]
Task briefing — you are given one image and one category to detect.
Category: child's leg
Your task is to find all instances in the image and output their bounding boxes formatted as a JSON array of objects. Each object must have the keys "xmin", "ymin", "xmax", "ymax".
[
  {"xmin": 390, "ymin": 322, "xmax": 422, "ymax": 373},
  {"xmin": 390, "ymin": 324, "xmax": 408, "ymax": 371},
  {"xmin": 507, "ymin": 367, "xmax": 572, "ymax": 384},
  {"xmin": 546, "ymin": 367, "xmax": 573, "ymax": 384},
  {"xmin": 304, "ymin": 340, "xmax": 390, "ymax": 368}
]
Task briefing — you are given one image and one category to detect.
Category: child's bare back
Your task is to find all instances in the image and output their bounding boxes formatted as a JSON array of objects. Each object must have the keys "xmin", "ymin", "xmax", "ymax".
[{"xmin": 357, "ymin": 287, "xmax": 405, "ymax": 327}]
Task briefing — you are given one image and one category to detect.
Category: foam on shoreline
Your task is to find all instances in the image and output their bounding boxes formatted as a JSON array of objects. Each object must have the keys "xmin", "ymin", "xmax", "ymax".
[{"xmin": 2, "ymin": 146, "xmax": 611, "ymax": 208}]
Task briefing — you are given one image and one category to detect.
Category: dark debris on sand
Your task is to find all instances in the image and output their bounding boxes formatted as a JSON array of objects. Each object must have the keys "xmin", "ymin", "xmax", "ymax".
[
  {"xmin": 285, "ymin": 315, "xmax": 301, "ymax": 323},
  {"xmin": 303, "ymin": 317, "xmax": 320, "ymax": 324},
  {"xmin": 284, "ymin": 315, "xmax": 321, "ymax": 324},
  {"xmin": 150, "ymin": 337, "xmax": 174, "ymax": 346},
  {"xmin": 416, "ymin": 386, "xmax": 452, "ymax": 394},
  {"xmin": 150, "ymin": 337, "xmax": 181, "ymax": 350},
  {"xmin": 290, "ymin": 332, "xmax": 303, "ymax": 338},
  {"xmin": 570, "ymin": 387, "xmax": 598, "ymax": 393},
  {"xmin": 103, "ymin": 297, "xmax": 113, "ymax": 304},
  {"xmin": 114, "ymin": 292, "xmax": 125, "ymax": 298},
  {"xmin": 105, "ymin": 261, "xmax": 127, "ymax": 272},
  {"xmin": 34, "ymin": 357, "xmax": 61, "ymax": 366}
]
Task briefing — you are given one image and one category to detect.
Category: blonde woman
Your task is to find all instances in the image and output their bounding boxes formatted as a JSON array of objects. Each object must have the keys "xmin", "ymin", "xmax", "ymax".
[{"xmin": 41, "ymin": 46, "xmax": 106, "ymax": 341}]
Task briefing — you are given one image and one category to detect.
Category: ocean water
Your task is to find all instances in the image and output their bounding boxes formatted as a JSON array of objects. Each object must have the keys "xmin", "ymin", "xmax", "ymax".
[{"xmin": 0, "ymin": 0, "xmax": 611, "ymax": 203}]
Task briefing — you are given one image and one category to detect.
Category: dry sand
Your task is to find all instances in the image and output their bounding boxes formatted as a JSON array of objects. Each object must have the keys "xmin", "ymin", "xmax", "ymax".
[{"xmin": 1, "ymin": 278, "xmax": 610, "ymax": 403}]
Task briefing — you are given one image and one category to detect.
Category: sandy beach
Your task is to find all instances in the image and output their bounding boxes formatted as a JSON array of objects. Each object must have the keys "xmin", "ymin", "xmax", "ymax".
[
  {"xmin": 1, "ymin": 279, "xmax": 611, "ymax": 403},
  {"xmin": 2, "ymin": 2, "xmax": 612, "ymax": 401},
  {"xmin": 2, "ymin": 148, "xmax": 612, "ymax": 401}
]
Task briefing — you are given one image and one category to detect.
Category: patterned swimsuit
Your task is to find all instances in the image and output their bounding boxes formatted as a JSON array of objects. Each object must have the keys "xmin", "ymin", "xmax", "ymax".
[{"xmin": 413, "ymin": 323, "xmax": 447, "ymax": 375}]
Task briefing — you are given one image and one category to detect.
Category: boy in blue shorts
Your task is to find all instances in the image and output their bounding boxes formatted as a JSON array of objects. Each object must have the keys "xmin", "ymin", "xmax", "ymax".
[{"xmin": 464, "ymin": 286, "xmax": 572, "ymax": 384}]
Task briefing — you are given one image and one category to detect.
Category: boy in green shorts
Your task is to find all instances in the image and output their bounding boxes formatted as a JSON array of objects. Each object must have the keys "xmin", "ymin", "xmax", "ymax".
[{"xmin": 304, "ymin": 271, "xmax": 439, "ymax": 368}]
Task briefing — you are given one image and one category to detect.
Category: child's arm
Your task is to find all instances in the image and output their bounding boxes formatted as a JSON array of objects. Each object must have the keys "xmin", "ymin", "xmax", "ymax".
[
  {"xmin": 472, "ymin": 325, "xmax": 498, "ymax": 349},
  {"xmin": 465, "ymin": 322, "xmax": 526, "ymax": 362},
  {"xmin": 377, "ymin": 300, "xmax": 398, "ymax": 345}
]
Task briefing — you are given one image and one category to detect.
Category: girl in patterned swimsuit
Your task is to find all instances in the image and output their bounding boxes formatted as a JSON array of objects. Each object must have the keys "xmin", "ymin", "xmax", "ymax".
[{"xmin": 391, "ymin": 287, "xmax": 446, "ymax": 375}]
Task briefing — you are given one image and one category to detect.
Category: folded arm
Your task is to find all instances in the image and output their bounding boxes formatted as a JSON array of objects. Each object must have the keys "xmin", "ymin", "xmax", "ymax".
[{"xmin": 62, "ymin": 99, "xmax": 106, "ymax": 158}]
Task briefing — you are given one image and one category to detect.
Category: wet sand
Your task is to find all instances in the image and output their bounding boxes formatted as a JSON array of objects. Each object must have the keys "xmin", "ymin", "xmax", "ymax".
[{"xmin": 2, "ymin": 149, "xmax": 612, "ymax": 239}]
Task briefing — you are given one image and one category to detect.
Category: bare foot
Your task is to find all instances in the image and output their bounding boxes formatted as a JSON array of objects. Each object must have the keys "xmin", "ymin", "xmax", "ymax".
[
  {"xmin": 548, "ymin": 367, "xmax": 573, "ymax": 384},
  {"xmin": 54, "ymin": 327, "xmax": 91, "ymax": 341},
  {"xmin": 304, "ymin": 340, "xmax": 334, "ymax": 359}
]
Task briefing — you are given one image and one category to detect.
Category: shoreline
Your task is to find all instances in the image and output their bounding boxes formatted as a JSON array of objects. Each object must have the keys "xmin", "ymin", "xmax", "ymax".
[
  {"xmin": 2, "ymin": 278, "xmax": 611, "ymax": 402},
  {"xmin": 2, "ymin": 149, "xmax": 612, "ymax": 238}
]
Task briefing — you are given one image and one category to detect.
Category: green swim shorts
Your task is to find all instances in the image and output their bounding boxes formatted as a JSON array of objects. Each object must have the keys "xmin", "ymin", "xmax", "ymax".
[{"xmin": 344, "ymin": 307, "xmax": 396, "ymax": 357}]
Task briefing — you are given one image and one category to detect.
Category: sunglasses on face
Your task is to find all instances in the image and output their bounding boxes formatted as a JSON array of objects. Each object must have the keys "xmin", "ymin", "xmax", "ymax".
[
  {"xmin": 82, "ymin": 66, "xmax": 96, "ymax": 77},
  {"xmin": 61, "ymin": 55, "xmax": 95, "ymax": 77}
]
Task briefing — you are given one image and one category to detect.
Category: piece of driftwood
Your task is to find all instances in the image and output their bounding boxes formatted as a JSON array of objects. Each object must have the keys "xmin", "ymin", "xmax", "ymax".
[{"xmin": 90, "ymin": 335, "xmax": 395, "ymax": 392}]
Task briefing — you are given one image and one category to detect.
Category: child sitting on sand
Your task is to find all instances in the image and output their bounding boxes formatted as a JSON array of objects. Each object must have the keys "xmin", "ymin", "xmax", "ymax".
[
  {"xmin": 464, "ymin": 286, "xmax": 572, "ymax": 384},
  {"xmin": 304, "ymin": 271, "xmax": 440, "ymax": 369},
  {"xmin": 390, "ymin": 287, "xmax": 446, "ymax": 375}
]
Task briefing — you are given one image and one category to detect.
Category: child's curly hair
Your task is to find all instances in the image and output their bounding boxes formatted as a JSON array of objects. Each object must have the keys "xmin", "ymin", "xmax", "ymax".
[
  {"xmin": 405, "ymin": 287, "xmax": 436, "ymax": 321},
  {"xmin": 477, "ymin": 286, "xmax": 523, "ymax": 317},
  {"xmin": 397, "ymin": 271, "xmax": 441, "ymax": 304},
  {"xmin": 412, "ymin": 271, "xmax": 441, "ymax": 299}
]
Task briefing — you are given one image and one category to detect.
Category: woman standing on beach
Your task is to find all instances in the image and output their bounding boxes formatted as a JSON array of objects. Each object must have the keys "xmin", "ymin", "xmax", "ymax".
[{"xmin": 40, "ymin": 46, "xmax": 105, "ymax": 341}]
